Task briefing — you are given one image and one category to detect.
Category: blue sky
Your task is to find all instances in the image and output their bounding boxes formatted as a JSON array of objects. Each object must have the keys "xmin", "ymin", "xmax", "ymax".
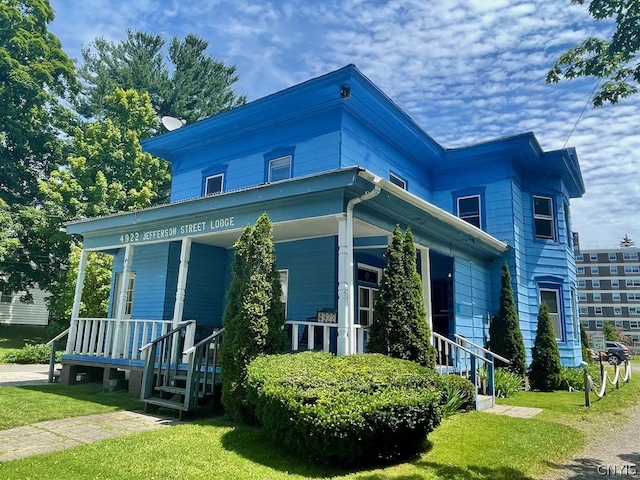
[{"xmin": 49, "ymin": 0, "xmax": 640, "ymax": 250}]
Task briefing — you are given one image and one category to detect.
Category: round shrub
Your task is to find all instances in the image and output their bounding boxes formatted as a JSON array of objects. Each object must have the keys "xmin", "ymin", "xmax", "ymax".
[{"xmin": 246, "ymin": 351, "xmax": 443, "ymax": 466}]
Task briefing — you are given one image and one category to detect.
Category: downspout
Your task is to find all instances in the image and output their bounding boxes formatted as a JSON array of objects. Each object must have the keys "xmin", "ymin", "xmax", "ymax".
[{"xmin": 345, "ymin": 177, "xmax": 382, "ymax": 354}]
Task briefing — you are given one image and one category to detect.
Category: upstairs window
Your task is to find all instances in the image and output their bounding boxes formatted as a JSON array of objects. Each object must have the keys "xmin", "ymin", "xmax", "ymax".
[
  {"xmin": 533, "ymin": 196, "xmax": 555, "ymax": 240},
  {"xmin": 609, "ymin": 253, "xmax": 617, "ymax": 261},
  {"xmin": 268, "ymin": 155, "xmax": 292, "ymax": 182},
  {"xmin": 389, "ymin": 172, "xmax": 406, "ymax": 189},
  {"xmin": 610, "ymin": 266, "xmax": 618, "ymax": 274},
  {"xmin": 624, "ymin": 252, "xmax": 639, "ymax": 261},
  {"xmin": 590, "ymin": 253, "xmax": 598, "ymax": 261},
  {"xmin": 0, "ymin": 289, "xmax": 11, "ymax": 303},
  {"xmin": 457, "ymin": 195, "xmax": 481, "ymax": 228},
  {"xmin": 591, "ymin": 266, "xmax": 599, "ymax": 274},
  {"xmin": 205, "ymin": 173, "xmax": 224, "ymax": 195}
]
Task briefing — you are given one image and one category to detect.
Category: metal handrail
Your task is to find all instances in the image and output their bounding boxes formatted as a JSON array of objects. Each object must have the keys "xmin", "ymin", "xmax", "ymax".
[
  {"xmin": 453, "ymin": 334, "xmax": 511, "ymax": 364},
  {"xmin": 183, "ymin": 327, "xmax": 224, "ymax": 355}
]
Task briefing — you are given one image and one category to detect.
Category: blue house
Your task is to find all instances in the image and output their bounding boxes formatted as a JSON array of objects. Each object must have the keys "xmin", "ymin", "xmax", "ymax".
[{"xmin": 59, "ymin": 65, "xmax": 585, "ymax": 410}]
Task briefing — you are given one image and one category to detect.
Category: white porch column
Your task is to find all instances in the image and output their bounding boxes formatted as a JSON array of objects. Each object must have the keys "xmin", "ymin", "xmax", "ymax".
[
  {"xmin": 112, "ymin": 244, "xmax": 134, "ymax": 358},
  {"xmin": 172, "ymin": 237, "xmax": 192, "ymax": 328},
  {"xmin": 418, "ymin": 246, "xmax": 434, "ymax": 342},
  {"xmin": 65, "ymin": 249, "xmax": 89, "ymax": 354},
  {"xmin": 172, "ymin": 237, "xmax": 193, "ymax": 361},
  {"xmin": 337, "ymin": 215, "xmax": 350, "ymax": 356}
]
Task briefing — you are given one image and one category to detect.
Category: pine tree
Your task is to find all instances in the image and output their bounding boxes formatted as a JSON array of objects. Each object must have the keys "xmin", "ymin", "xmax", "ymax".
[
  {"xmin": 528, "ymin": 303, "xmax": 562, "ymax": 391},
  {"xmin": 368, "ymin": 226, "xmax": 435, "ymax": 367},
  {"xmin": 220, "ymin": 214, "xmax": 286, "ymax": 421},
  {"xmin": 488, "ymin": 263, "xmax": 527, "ymax": 377}
]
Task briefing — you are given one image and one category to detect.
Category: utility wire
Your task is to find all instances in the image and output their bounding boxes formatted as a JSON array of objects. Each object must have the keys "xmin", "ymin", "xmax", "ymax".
[{"xmin": 562, "ymin": 78, "xmax": 602, "ymax": 149}]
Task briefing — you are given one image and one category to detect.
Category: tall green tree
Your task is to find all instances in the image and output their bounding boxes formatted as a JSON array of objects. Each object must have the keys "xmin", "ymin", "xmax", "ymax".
[
  {"xmin": 40, "ymin": 88, "xmax": 171, "ymax": 219},
  {"xmin": 528, "ymin": 303, "xmax": 563, "ymax": 391},
  {"xmin": 40, "ymin": 88, "xmax": 171, "ymax": 323},
  {"xmin": 580, "ymin": 322, "xmax": 592, "ymax": 362},
  {"xmin": 0, "ymin": 0, "xmax": 77, "ymax": 297},
  {"xmin": 602, "ymin": 320, "xmax": 617, "ymax": 341},
  {"xmin": 77, "ymin": 30, "xmax": 247, "ymax": 122},
  {"xmin": 220, "ymin": 213, "xmax": 287, "ymax": 421},
  {"xmin": 488, "ymin": 263, "xmax": 527, "ymax": 377},
  {"xmin": 547, "ymin": 0, "xmax": 640, "ymax": 106},
  {"xmin": 368, "ymin": 226, "xmax": 435, "ymax": 368}
]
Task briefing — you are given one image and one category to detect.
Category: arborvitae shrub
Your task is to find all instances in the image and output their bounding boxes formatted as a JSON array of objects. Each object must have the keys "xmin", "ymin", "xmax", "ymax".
[
  {"xmin": 528, "ymin": 303, "xmax": 562, "ymax": 391},
  {"xmin": 246, "ymin": 352, "xmax": 444, "ymax": 466},
  {"xmin": 488, "ymin": 263, "xmax": 527, "ymax": 377},
  {"xmin": 220, "ymin": 213, "xmax": 287, "ymax": 421},
  {"xmin": 368, "ymin": 226, "xmax": 436, "ymax": 368}
]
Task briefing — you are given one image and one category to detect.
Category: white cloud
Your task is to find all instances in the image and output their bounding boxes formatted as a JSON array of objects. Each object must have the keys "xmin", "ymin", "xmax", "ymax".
[{"xmin": 48, "ymin": 0, "xmax": 640, "ymax": 248}]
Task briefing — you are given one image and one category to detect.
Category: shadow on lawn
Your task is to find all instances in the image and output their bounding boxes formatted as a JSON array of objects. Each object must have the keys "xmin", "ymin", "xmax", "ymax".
[
  {"xmin": 17, "ymin": 383, "xmax": 144, "ymax": 410},
  {"xmin": 218, "ymin": 422, "xmax": 536, "ymax": 480},
  {"xmin": 540, "ymin": 451, "xmax": 640, "ymax": 479}
]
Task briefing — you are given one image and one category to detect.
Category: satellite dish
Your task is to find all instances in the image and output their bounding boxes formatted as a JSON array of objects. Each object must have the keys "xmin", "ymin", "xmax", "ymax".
[{"xmin": 161, "ymin": 116, "xmax": 185, "ymax": 131}]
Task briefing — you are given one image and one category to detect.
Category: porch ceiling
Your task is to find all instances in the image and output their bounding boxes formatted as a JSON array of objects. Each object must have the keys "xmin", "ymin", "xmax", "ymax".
[{"xmin": 193, "ymin": 216, "xmax": 387, "ymax": 248}]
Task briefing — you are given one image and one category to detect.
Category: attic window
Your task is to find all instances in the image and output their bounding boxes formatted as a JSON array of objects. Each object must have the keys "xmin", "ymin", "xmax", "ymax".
[
  {"xmin": 268, "ymin": 156, "xmax": 292, "ymax": 182},
  {"xmin": 205, "ymin": 174, "xmax": 224, "ymax": 195},
  {"xmin": 457, "ymin": 195, "xmax": 481, "ymax": 229},
  {"xmin": 389, "ymin": 173, "xmax": 406, "ymax": 189}
]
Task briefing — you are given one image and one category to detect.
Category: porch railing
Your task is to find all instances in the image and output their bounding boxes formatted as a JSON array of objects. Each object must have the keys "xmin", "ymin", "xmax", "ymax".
[
  {"xmin": 65, "ymin": 317, "xmax": 174, "ymax": 361},
  {"xmin": 46, "ymin": 328, "xmax": 69, "ymax": 383},
  {"xmin": 286, "ymin": 320, "xmax": 369, "ymax": 353},
  {"xmin": 182, "ymin": 328, "xmax": 224, "ymax": 411},
  {"xmin": 433, "ymin": 332, "xmax": 510, "ymax": 410}
]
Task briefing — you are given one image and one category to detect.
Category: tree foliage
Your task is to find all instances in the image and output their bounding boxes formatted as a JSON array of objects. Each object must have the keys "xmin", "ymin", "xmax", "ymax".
[
  {"xmin": 40, "ymin": 88, "xmax": 171, "ymax": 219},
  {"xmin": 528, "ymin": 303, "xmax": 563, "ymax": 391},
  {"xmin": 368, "ymin": 226, "xmax": 436, "ymax": 368},
  {"xmin": 220, "ymin": 213, "xmax": 287, "ymax": 421},
  {"xmin": 0, "ymin": 0, "xmax": 77, "ymax": 297},
  {"xmin": 602, "ymin": 320, "xmax": 617, "ymax": 341},
  {"xmin": 77, "ymin": 30, "xmax": 247, "ymax": 122},
  {"xmin": 580, "ymin": 322, "xmax": 592, "ymax": 362},
  {"xmin": 488, "ymin": 263, "xmax": 527, "ymax": 377},
  {"xmin": 547, "ymin": 0, "xmax": 640, "ymax": 106}
]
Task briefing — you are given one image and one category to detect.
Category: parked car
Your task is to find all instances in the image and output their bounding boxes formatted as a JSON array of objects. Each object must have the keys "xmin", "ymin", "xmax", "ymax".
[{"xmin": 605, "ymin": 341, "xmax": 630, "ymax": 365}]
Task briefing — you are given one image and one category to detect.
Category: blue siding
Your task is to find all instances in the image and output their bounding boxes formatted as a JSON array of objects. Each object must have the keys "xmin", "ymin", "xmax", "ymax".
[
  {"xmin": 453, "ymin": 258, "xmax": 493, "ymax": 347},
  {"xmin": 274, "ymin": 236, "xmax": 337, "ymax": 321}
]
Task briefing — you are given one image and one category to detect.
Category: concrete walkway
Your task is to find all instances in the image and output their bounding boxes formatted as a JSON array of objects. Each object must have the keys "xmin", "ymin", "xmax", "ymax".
[{"xmin": 0, "ymin": 364, "xmax": 180, "ymax": 462}]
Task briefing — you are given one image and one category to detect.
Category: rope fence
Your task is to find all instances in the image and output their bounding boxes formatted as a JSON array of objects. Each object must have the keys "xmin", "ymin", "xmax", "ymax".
[{"xmin": 583, "ymin": 361, "xmax": 632, "ymax": 407}]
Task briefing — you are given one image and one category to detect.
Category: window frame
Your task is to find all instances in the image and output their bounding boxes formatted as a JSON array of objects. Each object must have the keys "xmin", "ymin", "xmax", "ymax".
[
  {"xmin": 539, "ymin": 286, "xmax": 563, "ymax": 341},
  {"xmin": 591, "ymin": 266, "xmax": 599, "ymax": 274},
  {"xmin": 268, "ymin": 155, "xmax": 292, "ymax": 183},
  {"xmin": 457, "ymin": 194, "xmax": 482, "ymax": 229},
  {"xmin": 204, "ymin": 173, "xmax": 224, "ymax": 196},
  {"xmin": 610, "ymin": 265, "xmax": 618, "ymax": 274},
  {"xmin": 533, "ymin": 195, "xmax": 555, "ymax": 240}
]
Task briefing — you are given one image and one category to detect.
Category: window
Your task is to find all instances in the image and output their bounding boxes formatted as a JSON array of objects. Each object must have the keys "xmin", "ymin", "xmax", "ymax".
[
  {"xmin": 204, "ymin": 173, "xmax": 224, "ymax": 195},
  {"xmin": 614, "ymin": 307, "xmax": 623, "ymax": 316},
  {"xmin": 609, "ymin": 253, "xmax": 617, "ymax": 261},
  {"xmin": 578, "ymin": 293, "xmax": 587, "ymax": 302},
  {"xmin": 576, "ymin": 253, "xmax": 583, "ymax": 261},
  {"xmin": 389, "ymin": 172, "xmax": 406, "ymax": 189},
  {"xmin": 592, "ymin": 279, "xmax": 600, "ymax": 288},
  {"xmin": 630, "ymin": 307, "xmax": 640, "ymax": 316},
  {"xmin": 0, "ymin": 289, "xmax": 11, "ymax": 303},
  {"xmin": 577, "ymin": 267, "xmax": 585, "ymax": 275},
  {"xmin": 614, "ymin": 319, "xmax": 623, "ymax": 327},
  {"xmin": 268, "ymin": 155, "xmax": 292, "ymax": 182},
  {"xmin": 540, "ymin": 288, "xmax": 562, "ymax": 340},
  {"xmin": 626, "ymin": 279, "xmax": 640, "ymax": 287},
  {"xmin": 590, "ymin": 253, "xmax": 598, "ymax": 261},
  {"xmin": 610, "ymin": 266, "xmax": 618, "ymax": 274},
  {"xmin": 357, "ymin": 265, "xmax": 380, "ymax": 327},
  {"xmin": 580, "ymin": 307, "xmax": 588, "ymax": 315},
  {"xmin": 625, "ymin": 265, "xmax": 640, "ymax": 273},
  {"xmin": 593, "ymin": 293, "xmax": 601, "ymax": 302},
  {"xmin": 457, "ymin": 195, "xmax": 481, "ymax": 228},
  {"xmin": 631, "ymin": 321, "xmax": 640, "ymax": 329},
  {"xmin": 595, "ymin": 320, "xmax": 603, "ymax": 328},
  {"xmin": 628, "ymin": 293, "xmax": 640, "ymax": 301},
  {"xmin": 591, "ymin": 266, "xmax": 599, "ymax": 274},
  {"xmin": 624, "ymin": 252, "xmax": 639, "ymax": 260},
  {"xmin": 578, "ymin": 279, "xmax": 586, "ymax": 287},
  {"xmin": 612, "ymin": 279, "xmax": 620, "ymax": 288},
  {"xmin": 113, "ymin": 273, "xmax": 136, "ymax": 318},
  {"xmin": 278, "ymin": 270, "xmax": 288, "ymax": 317},
  {"xmin": 533, "ymin": 196, "xmax": 555, "ymax": 240},
  {"xmin": 613, "ymin": 292, "xmax": 621, "ymax": 301},
  {"xmin": 595, "ymin": 307, "xmax": 603, "ymax": 316}
]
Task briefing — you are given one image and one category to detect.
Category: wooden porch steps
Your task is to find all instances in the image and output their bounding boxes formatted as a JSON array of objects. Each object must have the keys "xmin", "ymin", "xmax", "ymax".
[{"xmin": 144, "ymin": 396, "xmax": 189, "ymax": 412}]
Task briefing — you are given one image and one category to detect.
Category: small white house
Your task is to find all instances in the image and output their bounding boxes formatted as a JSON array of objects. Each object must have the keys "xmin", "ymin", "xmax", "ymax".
[{"xmin": 0, "ymin": 286, "xmax": 49, "ymax": 326}]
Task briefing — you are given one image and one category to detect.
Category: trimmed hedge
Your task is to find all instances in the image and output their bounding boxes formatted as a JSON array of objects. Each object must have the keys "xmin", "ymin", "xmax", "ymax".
[
  {"xmin": 2, "ymin": 344, "xmax": 60, "ymax": 364},
  {"xmin": 246, "ymin": 352, "xmax": 443, "ymax": 466}
]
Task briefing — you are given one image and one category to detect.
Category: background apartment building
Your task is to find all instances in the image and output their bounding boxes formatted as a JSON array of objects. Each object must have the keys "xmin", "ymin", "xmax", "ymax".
[{"xmin": 576, "ymin": 238, "xmax": 640, "ymax": 351}]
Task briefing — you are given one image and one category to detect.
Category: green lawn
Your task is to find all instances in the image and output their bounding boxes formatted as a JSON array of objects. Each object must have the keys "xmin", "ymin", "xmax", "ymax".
[
  {"xmin": 0, "ymin": 358, "xmax": 636, "ymax": 479},
  {"xmin": 0, "ymin": 325, "xmax": 51, "ymax": 362}
]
